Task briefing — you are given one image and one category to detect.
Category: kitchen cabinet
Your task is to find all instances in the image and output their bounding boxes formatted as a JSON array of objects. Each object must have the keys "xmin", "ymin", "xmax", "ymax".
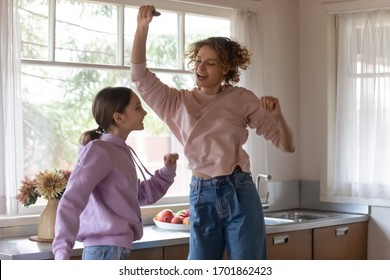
[
  {"xmin": 164, "ymin": 244, "xmax": 189, "ymax": 260},
  {"xmin": 130, "ymin": 247, "xmax": 164, "ymax": 260},
  {"xmin": 266, "ymin": 229, "xmax": 312, "ymax": 260},
  {"xmin": 266, "ymin": 221, "xmax": 368, "ymax": 260},
  {"xmin": 130, "ymin": 244, "xmax": 230, "ymax": 260},
  {"xmin": 313, "ymin": 221, "xmax": 367, "ymax": 260},
  {"xmin": 130, "ymin": 244, "xmax": 189, "ymax": 260}
]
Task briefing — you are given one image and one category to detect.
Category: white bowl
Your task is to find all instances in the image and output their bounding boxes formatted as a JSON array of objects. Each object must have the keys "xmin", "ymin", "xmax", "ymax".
[{"xmin": 153, "ymin": 218, "xmax": 190, "ymax": 231}]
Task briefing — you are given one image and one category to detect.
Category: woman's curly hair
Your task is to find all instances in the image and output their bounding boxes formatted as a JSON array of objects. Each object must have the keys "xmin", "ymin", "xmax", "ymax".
[{"xmin": 185, "ymin": 37, "xmax": 251, "ymax": 85}]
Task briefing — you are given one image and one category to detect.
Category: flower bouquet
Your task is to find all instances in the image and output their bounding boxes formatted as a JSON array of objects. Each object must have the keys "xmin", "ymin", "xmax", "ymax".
[
  {"xmin": 16, "ymin": 169, "xmax": 71, "ymax": 207},
  {"xmin": 16, "ymin": 169, "xmax": 71, "ymax": 242}
]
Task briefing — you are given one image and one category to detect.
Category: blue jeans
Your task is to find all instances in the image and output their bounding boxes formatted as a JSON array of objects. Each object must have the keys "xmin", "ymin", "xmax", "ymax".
[
  {"xmin": 82, "ymin": 245, "xmax": 131, "ymax": 260},
  {"xmin": 188, "ymin": 168, "xmax": 267, "ymax": 260}
]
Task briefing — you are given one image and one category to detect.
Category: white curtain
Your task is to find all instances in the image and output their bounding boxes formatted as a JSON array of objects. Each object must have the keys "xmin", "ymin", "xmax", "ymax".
[
  {"xmin": 334, "ymin": 10, "xmax": 390, "ymax": 201},
  {"xmin": 230, "ymin": 10, "xmax": 269, "ymax": 192},
  {"xmin": 0, "ymin": 0, "xmax": 23, "ymax": 214}
]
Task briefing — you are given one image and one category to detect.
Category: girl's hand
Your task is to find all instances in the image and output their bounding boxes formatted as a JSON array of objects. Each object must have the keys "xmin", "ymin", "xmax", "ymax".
[{"xmin": 164, "ymin": 153, "xmax": 179, "ymax": 167}]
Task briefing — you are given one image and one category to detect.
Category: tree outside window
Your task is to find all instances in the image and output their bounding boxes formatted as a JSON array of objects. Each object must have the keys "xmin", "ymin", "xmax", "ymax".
[{"xmin": 18, "ymin": 0, "xmax": 230, "ymax": 209}]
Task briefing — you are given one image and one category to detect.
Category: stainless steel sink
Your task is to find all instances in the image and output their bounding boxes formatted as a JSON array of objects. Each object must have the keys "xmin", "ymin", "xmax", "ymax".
[
  {"xmin": 264, "ymin": 210, "xmax": 341, "ymax": 225},
  {"xmin": 264, "ymin": 217, "xmax": 295, "ymax": 225}
]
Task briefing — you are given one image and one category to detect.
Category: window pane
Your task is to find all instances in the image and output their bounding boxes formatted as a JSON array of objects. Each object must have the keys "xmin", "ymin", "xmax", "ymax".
[
  {"xmin": 56, "ymin": 0, "xmax": 118, "ymax": 64},
  {"xmin": 19, "ymin": 0, "xmax": 49, "ymax": 60},
  {"xmin": 22, "ymin": 66, "xmax": 195, "ymax": 199},
  {"xmin": 129, "ymin": 72, "xmax": 195, "ymax": 197},
  {"xmin": 184, "ymin": 14, "xmax": 230, "ymax": 69},
  {"xmin": 124, "ymin": 8, "xmax": 179, "ymax": 69},
  {"xmin": 21, "ymin": 65, "xmax": 116, "ymax": 175},
  {"xmin": 18, "ymin": 1, "xmax": 231, "ymax": 211},
  {"xmin": 185, "ymin": 15, "xmax": 230, "ymax": 45}
]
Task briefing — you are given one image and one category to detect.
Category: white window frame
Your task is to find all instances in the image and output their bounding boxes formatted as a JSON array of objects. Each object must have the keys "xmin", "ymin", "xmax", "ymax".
[
  {"xmin": 1, "ymin": 0, "xmax": 236, "ymax": 228},
  {"xmin": 1, "ymin": 0, "xmax": 265, "ymax": 230}
]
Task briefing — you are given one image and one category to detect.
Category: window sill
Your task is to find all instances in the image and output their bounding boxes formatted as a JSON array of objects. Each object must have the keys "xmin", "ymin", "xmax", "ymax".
[{"xmin": 0, "ymin": 215, "xmax": 39, "ymax": 228}]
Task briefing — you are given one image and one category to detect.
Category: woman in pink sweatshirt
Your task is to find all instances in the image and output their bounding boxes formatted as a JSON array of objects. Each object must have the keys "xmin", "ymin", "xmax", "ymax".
[
  {"xmin": 131, "ymin": 6, "xmax": 295, "ymax": 260},
  {"xmin": 52, "ymin": 87, "xmax": 179, "ymax": 260}
]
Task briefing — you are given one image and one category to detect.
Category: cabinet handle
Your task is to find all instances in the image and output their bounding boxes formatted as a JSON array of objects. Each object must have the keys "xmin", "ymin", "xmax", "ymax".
[
  {"xmin": 273, "ymin": 234, "xmax": 289, "ymax": 245},
  {"xmin": 335, "ymin": 226, "xmax": 349, "ymax": 236}
]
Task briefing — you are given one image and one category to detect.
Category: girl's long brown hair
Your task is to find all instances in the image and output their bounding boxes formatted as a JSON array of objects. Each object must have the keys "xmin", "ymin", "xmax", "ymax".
[{"xmin": 79, "ymin": 87, "xmax": 132, "ymax": 145}]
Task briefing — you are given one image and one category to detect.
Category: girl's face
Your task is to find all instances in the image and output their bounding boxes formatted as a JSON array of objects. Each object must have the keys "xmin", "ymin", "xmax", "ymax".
[
  {"xmin": 113, "ymin": 94, "xmax": 147, "ymax": 139},
  {"xmin": 194, "ymin": 46, "xmax": 228, "ymax": 94}
]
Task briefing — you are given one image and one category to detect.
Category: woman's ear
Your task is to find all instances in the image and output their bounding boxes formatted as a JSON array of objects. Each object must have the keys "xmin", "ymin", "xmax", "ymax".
[{"xmin": 222, "ymin": 66, "xmax": 229, "ymax": 75}]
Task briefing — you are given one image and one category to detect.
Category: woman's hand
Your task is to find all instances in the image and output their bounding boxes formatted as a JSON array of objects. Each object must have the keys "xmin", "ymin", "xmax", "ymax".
[
  {"xmin": 260, "ymin": 96, "xmax": 282, "ymax": 121},
  {"xmin": 164, "ymin": 153, "xmax": 179, "ymax": 167},
  {"xmin": 137, "ymin": 5, "xmax": 157, "ymax": 27},
  {"xmin": 260, "ymin": 96, "xmax": 295, "ymax": 153}
]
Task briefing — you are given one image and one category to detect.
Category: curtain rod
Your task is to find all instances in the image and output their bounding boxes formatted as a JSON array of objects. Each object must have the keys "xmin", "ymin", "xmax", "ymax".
[
  {"xmin": 93, "ymin": 0, "xmax": 261, "ymax": 11},
  {"xmin": 322, "ymin": 0, "xmax": 390, "ymax": 15},
  {"xmin": 166, "ymin": 0, "xmax": 261, "ymax": 10}
]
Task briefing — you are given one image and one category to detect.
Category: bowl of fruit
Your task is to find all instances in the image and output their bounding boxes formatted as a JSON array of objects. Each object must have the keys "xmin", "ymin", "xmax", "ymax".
[{"xmin": 153, "ymin": 208, "xmax": 190, "ymax": 231}]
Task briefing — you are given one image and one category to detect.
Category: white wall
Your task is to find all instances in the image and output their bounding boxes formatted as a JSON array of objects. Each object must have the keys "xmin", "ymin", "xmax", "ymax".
[
  {"xmin": 299, "ymin": 0, "xmax": 328, "ymax": 181},
  {"xmin": 259, "ymin": 0, "xmax": 300, "ymax": 182}
]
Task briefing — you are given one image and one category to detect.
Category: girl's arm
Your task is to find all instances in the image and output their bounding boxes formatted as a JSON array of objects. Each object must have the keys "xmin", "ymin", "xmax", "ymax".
[{"xmin": 138, "ymin": 153, "xmax": 179, "ymax": 205}]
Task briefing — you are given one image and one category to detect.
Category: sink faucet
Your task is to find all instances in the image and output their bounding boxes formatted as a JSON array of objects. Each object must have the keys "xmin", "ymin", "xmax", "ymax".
[{"xmin": 256, "ymin": 173, "xmax": 272, "ymax": 208}]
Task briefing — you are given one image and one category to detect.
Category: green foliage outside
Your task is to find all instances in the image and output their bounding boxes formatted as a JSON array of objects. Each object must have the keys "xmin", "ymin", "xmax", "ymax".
[{"xmin": 19, "ymin": 0, "xmax": 226, "ymax": 175}]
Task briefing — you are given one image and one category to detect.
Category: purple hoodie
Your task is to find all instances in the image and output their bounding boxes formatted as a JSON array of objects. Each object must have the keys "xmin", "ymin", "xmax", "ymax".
[{"xmin": 52, "ymin": 133, "xmax": 176, "ymax": 260}]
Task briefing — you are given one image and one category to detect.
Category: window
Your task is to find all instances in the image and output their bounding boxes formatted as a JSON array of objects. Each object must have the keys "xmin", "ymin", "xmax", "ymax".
[
  {"xmin": 16, "ymin": 0, "xmax": 230, "ymax": 214},
  {"xmin": 328, "ymin": 10, "xmax": 390, "ymax": 205}
]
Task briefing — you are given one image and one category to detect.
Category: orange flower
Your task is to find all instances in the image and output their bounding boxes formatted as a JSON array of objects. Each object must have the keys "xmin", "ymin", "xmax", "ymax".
[{"xmin": 16, "ymin": 169, "xmax": 72, "ymax": 207}]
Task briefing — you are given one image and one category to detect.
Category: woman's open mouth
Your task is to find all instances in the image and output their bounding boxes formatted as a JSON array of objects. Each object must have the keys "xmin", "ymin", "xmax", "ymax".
[{"xmin": 197, "ymin": 72, "xmax": 207, "ymax": 81}]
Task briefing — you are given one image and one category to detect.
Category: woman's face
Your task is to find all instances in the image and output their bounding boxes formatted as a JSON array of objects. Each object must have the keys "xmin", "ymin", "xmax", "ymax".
[{"xmin": 194, "ymin": 46, "xmax": 228, "ymax": 93}]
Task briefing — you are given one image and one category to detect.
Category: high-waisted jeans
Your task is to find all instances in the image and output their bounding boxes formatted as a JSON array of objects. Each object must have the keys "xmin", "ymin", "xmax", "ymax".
[{"xmin": 188, "ymin": 168, "xmax": 267, "ymax": 260}]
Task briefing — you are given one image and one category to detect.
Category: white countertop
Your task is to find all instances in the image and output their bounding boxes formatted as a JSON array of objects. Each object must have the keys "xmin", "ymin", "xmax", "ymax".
[
  {"xmin": 0, "ymin": 210, "xmax": 369, "ymax": 260},
  {"xmin": 0, "ymin": 225, "xmax": 190, "ymax": 260}
]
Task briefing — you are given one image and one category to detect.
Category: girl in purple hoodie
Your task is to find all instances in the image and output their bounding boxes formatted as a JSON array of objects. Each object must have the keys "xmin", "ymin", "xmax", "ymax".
[{"xmin": 52, "ymin": 87, "xmax": 179, "ymax": 260}]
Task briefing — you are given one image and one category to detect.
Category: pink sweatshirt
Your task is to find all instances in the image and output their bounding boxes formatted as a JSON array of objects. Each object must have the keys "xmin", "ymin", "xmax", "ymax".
[
  {"xmin": 131, "ymin": 62, "xmax": 281, "ymax": 177},
  {"xmin": 52, "ymin": 133, "xmax": 176, "ymax": 260}
]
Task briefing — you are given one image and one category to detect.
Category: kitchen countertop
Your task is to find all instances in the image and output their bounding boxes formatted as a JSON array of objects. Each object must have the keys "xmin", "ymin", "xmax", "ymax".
[
  {"xmin": 0, "ymin": 210, "xmax": 369, "ymax": 260},
  {"xmin": 264, "ymin": 210, "xmax": 369, "ymax": 234},
  {"xmin": 0, "ymin": 226, "xmax": 190, "ymax": 260}
]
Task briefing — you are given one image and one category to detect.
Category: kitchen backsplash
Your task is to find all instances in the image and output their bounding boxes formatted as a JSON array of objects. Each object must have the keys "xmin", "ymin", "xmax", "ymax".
[{"xmin": 300, "ymin": 180, "xmax": 369, "ymax": 215}]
